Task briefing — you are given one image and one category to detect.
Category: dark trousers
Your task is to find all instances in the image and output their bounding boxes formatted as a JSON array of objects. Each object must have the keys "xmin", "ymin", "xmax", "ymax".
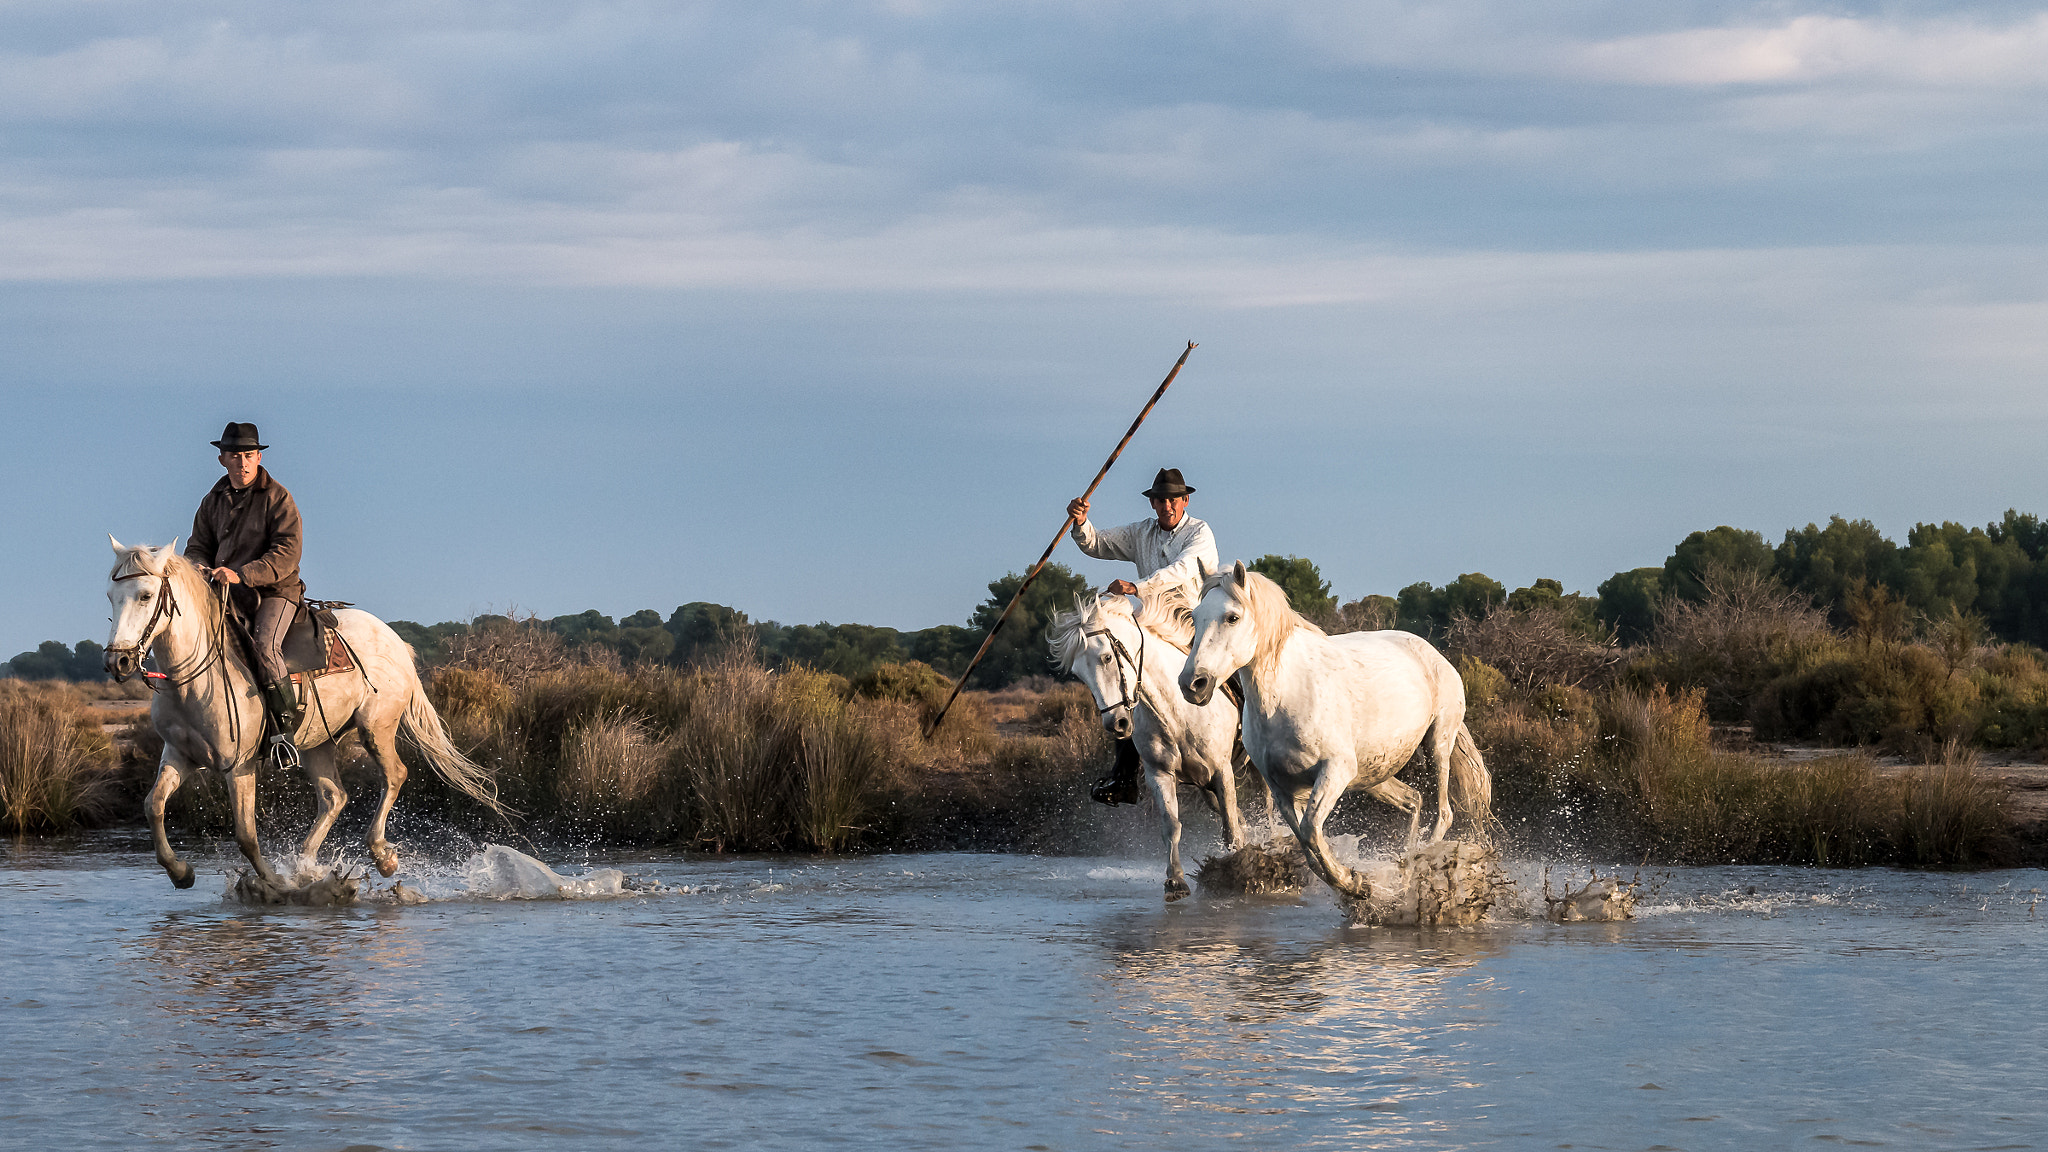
[{"xmin": 251, "ymin": 596, "xmax": 294, "ymax": 685}]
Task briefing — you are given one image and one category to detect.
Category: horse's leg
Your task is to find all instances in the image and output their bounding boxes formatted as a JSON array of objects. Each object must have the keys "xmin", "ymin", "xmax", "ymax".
[
  {"xmin": 1426, "ymin": 722, "xmax": 1458, "ymax": 844},
  {"xmin": 1295, "ymin": 760, "xmax": 1366, "ymax": 897},
  {"xmin": 296, "ymin": 741, "xmax": 348, "ymax": 875},
  {"xmin": 361, "ymin": 722, "xmax": 409, "ymax": 878},
  {"xmin": 230, "ymin": 764, "xmax": 283, "ymax": 887},
  {"xmin": 1151, "ymin": 760, "xmax": 1190, "ymax": 901},
  {"xmin": 146, "ymin": 752, "xmax": 194, "ymax": 889},
  {"xmin": 1364, "ymin": 777, "xmax": 1425, "ymax": 852},
  {"xmin": 1209, "ymin": 751, "xmax": 1248, "ymax": 851}
]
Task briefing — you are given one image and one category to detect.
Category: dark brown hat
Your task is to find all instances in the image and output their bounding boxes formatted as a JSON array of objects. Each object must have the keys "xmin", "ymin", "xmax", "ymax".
[
  {"xmin": 1142, "ymin": 467, "xmax": 1194, "ymax": 499},
  {"xmin": 210, "ymin": 422, "xmax": 267, "ymax": 452}
]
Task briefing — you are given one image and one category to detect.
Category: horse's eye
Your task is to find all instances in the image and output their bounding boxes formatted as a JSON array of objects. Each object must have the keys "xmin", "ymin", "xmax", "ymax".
[
  {"xmin": 139, "ymin": 593, "xmax": 153, "ymax": 601},
  {"xmin": 1225, "ymin": 613, "xmax": 1241, "ymax": 624},
  {"xmin": 1101, "ymin": 653, "xmax": 1112, "ymax": 663}
]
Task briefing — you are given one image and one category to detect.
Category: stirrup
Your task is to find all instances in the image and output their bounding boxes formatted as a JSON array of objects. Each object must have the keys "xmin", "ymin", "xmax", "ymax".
[{"xmin": 268, "ymin": 734, "xmax": 302, "ymax": 771}]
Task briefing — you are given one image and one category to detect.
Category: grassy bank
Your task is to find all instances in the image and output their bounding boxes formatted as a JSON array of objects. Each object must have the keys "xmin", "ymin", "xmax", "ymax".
[{"xmin": 7, "ymin": 630, "xmax": 2030, "ymax": 868}]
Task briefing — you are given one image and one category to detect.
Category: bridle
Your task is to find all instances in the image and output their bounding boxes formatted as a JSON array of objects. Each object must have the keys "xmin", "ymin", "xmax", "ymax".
[
  {"xmin": 1084, "ymin": 617, "xmax": 1148, "ymax": 719},
  {"xmin": 109, "ymin": 564, "xmax": 241, "ymax": 746}
]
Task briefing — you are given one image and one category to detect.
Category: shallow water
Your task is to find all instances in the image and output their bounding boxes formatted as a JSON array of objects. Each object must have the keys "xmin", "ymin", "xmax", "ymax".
[{"xmin": 4, "ymin": 833, "xmax": 2044, "ymax": 1151}]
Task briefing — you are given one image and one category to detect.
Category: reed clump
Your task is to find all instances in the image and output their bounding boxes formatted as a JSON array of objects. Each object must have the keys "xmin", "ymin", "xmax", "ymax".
[
  {"xmin": 1466, "ymin": 664, "xmax": 2012, "ymax": 867},
  {"xmin": 0, "ymin": 681, "xmax": 122, "ymax": 832}
]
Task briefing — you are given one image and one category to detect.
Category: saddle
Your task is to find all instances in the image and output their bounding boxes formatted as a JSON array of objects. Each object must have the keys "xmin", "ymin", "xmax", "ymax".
[
  {"xmin": 221, "ymin": 596, "xmax": 358, "ymax": 682},
  {"xmin": 285, "ymin": 599, "xmax": 358, "ymax": 683}
]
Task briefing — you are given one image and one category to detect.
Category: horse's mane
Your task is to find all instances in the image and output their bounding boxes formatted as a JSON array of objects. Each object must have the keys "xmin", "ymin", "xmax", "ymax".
[
  {"xmin": 1047, "ymin": 587, "xmax": 1195, "ymax": 670},
  {"xmin": 1202, "ymin": 565, "xmax": 1324, "ymax": 682},
  {"xmin": 111, "ymin": 545, "xmax": 211, "ymax": 610}
]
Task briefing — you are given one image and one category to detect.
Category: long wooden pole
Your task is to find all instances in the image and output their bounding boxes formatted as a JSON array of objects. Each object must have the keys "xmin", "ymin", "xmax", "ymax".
[{"xmin": 926, "ymin": 341, "xmax": 1197, "ymax": 736}]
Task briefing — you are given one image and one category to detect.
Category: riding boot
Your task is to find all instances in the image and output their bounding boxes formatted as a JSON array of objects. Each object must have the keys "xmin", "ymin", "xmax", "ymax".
[
  {"xmin": 260, "ymin": 679, "xmax": 302, "ymax": 765},
  {"xmin": 1091, "ymin": 737, "xmax": 1146, "ymax": 807}
]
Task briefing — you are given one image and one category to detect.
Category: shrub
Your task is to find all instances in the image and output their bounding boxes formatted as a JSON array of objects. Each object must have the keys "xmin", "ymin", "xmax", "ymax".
[
  {"xmin": 1447, "ymin": 604, "xmax": 1623, "ymax": 690},
  {"xmin": 0, "ymin": 682, "xmax": 120, "ymax": 832}
]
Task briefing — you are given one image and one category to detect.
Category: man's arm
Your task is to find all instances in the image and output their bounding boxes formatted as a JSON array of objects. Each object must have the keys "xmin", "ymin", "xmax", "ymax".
[
  {"xmin": 236, "ymin": 492, "xmax": 303, "ymax": 588},
  {"xmin": 1134, "ymin": 520, "xmax": 1219, "ymax": 598},
  {"xmin": 184, "ymin": 497, "xmax": 218, "ymax": 571},
  {"xmin": 1070, "ymin": 514, "xmax": 1141, "ymax": 563}
]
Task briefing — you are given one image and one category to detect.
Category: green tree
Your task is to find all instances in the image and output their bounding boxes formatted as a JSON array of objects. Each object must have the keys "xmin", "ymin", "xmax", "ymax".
[
  {"xmin": 1665, "ymin": 526, "xmax": 1775, "ymax": 602},
  {"xmin": 1248, "ymin": 554, "xmax": 1336, "ymax": 617},
  {"xmin": 906, "ymin": 624, "xmax": 978, "ymax": 679},
  {"xmin": 664, "ymin": 602, "xmax": 751, "ymax": 665},
  {"xmin": 776, "ymin": 622, "xmax": 907, "ymax": 679},
  {"xmin": 966, "ymin": 563, "xmax": 1094, "ymax": 688},
  {"xmin": 1595, "ymin": 567, "xmax": 1664, "ymax": 645},
  {"xmin": 547, "ymin": 610, "xmax": 618, "ymax": 647},
  {"xmin": 1775, "ymin": 516, "xmax": 1900, "ymax": 624},
  {"xmin": 1394, "ymin": 573, "xmax": 1503, "ymax": 641}
]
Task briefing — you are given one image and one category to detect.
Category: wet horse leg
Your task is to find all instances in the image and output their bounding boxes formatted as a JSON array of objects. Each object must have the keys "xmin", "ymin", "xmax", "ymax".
[
  {"xmin": 231, "ymin": 763, "xmax": 283, "ymax": 887},
  {"xmin": 296, "ymin": 741, "xmax": 348, "ymax": 874},
  {"xmin": 360, "ymin": 722, "xmax": 409, "ymax": 878},
  {"xmin": 1149, "ymin": 761, "xmax": 1190, "ymax": 900},
  {"xmin": 1205, "ymin": 757, "xmax": 1248, "ymax": 851},
  {"xmin": 1426, "ymin": 722, "xmax": 1458, "ymax": 843},
  {"xmin": 1363, "ymin": 776, "xmax": 1424, "ymax": 851},
  {"xmin": 147, "ymin": 753, "xmax": 194, "ymax": 889},
  {"xmin": 1295, "ymin": 760, "xmax": 1367, "ymax": 898}
]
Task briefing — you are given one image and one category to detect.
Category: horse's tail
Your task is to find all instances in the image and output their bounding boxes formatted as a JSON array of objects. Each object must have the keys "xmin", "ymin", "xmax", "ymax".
[
  {"xmin": 399, "ymin": 681, "xmax": 509, "ymax": 819},
  {"xmin": 1449, "ymin": 723, "xmax": 1492, "ymax": 826}
]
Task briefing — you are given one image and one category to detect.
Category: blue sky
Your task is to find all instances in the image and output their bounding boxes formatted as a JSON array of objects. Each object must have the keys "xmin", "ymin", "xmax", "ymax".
[{"xmin": 6, "ymin": 0, "xmax": 2047, "ymax": 655}]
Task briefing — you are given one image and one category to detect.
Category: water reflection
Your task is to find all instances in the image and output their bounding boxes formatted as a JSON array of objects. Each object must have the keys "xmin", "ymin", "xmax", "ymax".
[
  {"xmin": 1094, "ymin": 909, "xmax": 1511, "ymax": 1144},
  {"xmin": 121, "ymin": 906, "xmax": 427, "ymax": 1145}
]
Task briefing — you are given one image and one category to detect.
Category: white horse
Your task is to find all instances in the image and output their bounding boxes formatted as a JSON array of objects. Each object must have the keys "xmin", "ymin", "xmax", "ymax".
[
  {"xmin": 1049, "ymin": 590, "xmax": 1250, "ymax": 899},
  {"xmin": 103, "ymin": 538, "xmax": 501, "ymax": 891},
  {"xmin": 1178, "ymin": 561, "xmax": 1492, "ymax": 900}
]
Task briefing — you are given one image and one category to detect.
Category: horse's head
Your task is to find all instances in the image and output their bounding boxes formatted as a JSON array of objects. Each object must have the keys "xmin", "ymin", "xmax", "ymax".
[
  {"xmin": 1049, "ymin": 594, "xmax": 1143, "ymax": 739},
  {"xmin": 104, "ymin": 535, "xmax": 181, "ymax": 681},
  {"xmin": 1181, "ymin": 558, "xmax": 1259, "ymax": 705}
]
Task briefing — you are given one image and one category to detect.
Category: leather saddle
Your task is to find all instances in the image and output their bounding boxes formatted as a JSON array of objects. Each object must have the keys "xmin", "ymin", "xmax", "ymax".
[{"xmin": 284, "ymin": 600, "xmax": 358, "ymax": 681}]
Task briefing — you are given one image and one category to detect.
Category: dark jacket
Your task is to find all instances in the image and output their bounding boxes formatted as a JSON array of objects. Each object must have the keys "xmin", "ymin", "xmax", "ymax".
[{"xmin": 186, "ymin": 467, "xmax": 305, "ymax": 606}]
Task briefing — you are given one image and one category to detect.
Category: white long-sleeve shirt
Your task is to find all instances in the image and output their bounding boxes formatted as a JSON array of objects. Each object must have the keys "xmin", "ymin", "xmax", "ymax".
[{"xmin": 1071, "ymin": 513, "xmax": 1219, "ymax": 606}]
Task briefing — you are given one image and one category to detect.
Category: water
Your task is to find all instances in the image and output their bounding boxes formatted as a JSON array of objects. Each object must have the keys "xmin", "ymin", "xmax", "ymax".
[{"xmin": 4, "ymin": 833, "xmax": 2044, "ymax": 1151}]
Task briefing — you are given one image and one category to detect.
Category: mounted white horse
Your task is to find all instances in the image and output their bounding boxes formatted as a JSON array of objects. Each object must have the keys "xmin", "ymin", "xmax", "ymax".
[
  {"xmin": 103, "ymin": 538, "xmax": 501, "ymax": 891},
  {"xmin": 1050, "ymin": 590, "xmax": 1250, "ymax": 899},
  {"xmin": 1178, "ymin": 561, "xmax": 1491, "ymax": 900}
]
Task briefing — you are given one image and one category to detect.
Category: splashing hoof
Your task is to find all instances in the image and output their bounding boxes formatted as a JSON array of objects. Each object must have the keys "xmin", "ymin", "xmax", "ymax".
[
  {"xmin": 166, "ymin": 860, "xmax": 195, "ymax": 889},
  {"xmin": 1195, "ymin": 837, "xmax": 1310, "ymax": 895},
  {"xmin": 371, "ymin": 842, "xmax": 399, "ymax": 877},
  {"xmin": 232, "ymin": 867, "xmax": 360, "ymax": 907},
  {"xmin": 1165, "ymin": 876, "xmax": 1191, "ymax": 901}
]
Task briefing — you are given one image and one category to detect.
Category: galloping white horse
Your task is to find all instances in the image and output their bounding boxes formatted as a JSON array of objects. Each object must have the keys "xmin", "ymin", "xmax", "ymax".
[
  {"xmin": 1050, "ymin": 590, "xmax": 1250, "ymax": 899},
  {"xmin": 103, "ymin": 538, "xmax": 500, "ymax": 891},
  {"xmin": 1178, "ymin": 561, "xmax": 1492, "ymax": 900}
]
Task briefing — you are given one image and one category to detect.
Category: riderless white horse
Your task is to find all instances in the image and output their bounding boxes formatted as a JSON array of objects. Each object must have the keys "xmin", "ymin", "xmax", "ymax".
[
  {"xmin": 1178, "ymin": 561, "xmax": 1492, "ymax": 900},
  {"xmin": 1050, "ymin": 590, "xmax": 1250, "ymax": 899},
  {"xmin": 103, "ymin": 538, "xmax": 501, "ymax": 891}
]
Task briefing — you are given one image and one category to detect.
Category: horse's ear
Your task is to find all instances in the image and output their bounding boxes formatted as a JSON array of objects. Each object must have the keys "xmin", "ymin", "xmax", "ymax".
[
  {"xmin": 109, "ymin": 534, "xmax": 125, "ymax": 556},
  {"xmin": 1232, "ymin": 559, "xmax": 1247, "ymax": 587},
  {"xmin": 1196, "ymin": 556, "xmax": 1210, "ymax": 581}
]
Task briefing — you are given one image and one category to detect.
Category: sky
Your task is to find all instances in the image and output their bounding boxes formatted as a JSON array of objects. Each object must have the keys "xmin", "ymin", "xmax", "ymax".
[{"xmin": 5, "ymin": 0, "xmax": 2047, "ymax": 657}]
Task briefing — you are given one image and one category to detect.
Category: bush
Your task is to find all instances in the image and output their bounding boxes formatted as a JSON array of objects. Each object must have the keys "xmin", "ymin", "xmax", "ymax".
[{"xmin": 0, "ymin": 682, "xmax": 120, "ymax": 831}]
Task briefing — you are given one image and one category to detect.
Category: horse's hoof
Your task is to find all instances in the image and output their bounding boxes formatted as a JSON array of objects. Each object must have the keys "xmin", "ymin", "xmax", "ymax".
[
  {"xmin": 1165, "ymin": 878, "xmax": 1191, "ymax": 901},
  {"xmin": 167, "ymin": 861, "xmax": 195, "ymax": 889},
  {"xmin": 371, "ymin": 842, "xmax": 398, "ymax": 877}
]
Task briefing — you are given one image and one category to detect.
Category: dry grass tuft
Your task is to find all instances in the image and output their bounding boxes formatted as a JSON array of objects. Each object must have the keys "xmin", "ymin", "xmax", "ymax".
[{"xmin": 0, "ymin": 681, "xmax": 121, "ymax": 832}]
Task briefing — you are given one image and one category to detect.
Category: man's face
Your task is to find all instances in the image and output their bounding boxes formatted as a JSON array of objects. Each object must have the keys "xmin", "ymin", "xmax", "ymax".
[
  {"xmin": 219, "ymin": 449, "xmax": 261, "ymax": 488},
  {"xmin": 1150, "ymin": 495, "xmax": 1188, "ymax": 530}
]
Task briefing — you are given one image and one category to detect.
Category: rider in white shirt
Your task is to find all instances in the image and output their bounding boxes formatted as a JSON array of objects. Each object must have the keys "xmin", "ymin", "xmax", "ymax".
[{"xmin": 1065, "ymin": 467, "xmax": 1217, "ymax": 806}]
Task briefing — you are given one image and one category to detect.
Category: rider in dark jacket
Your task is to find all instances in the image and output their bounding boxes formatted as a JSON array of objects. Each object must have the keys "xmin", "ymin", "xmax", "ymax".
[{"xmin": 186, "ymin": 422, "xmax": 306, "ymax": 761}]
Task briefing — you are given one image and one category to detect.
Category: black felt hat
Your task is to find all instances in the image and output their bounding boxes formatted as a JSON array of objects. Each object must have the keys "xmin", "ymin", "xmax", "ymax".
[
  {"xmin": 210, "ymin": 422, "xmax": 267, "ymax": 452},
  {"xmin": 1142, "ymin": 467, "xmax": 1194, "ymax": 499}
]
